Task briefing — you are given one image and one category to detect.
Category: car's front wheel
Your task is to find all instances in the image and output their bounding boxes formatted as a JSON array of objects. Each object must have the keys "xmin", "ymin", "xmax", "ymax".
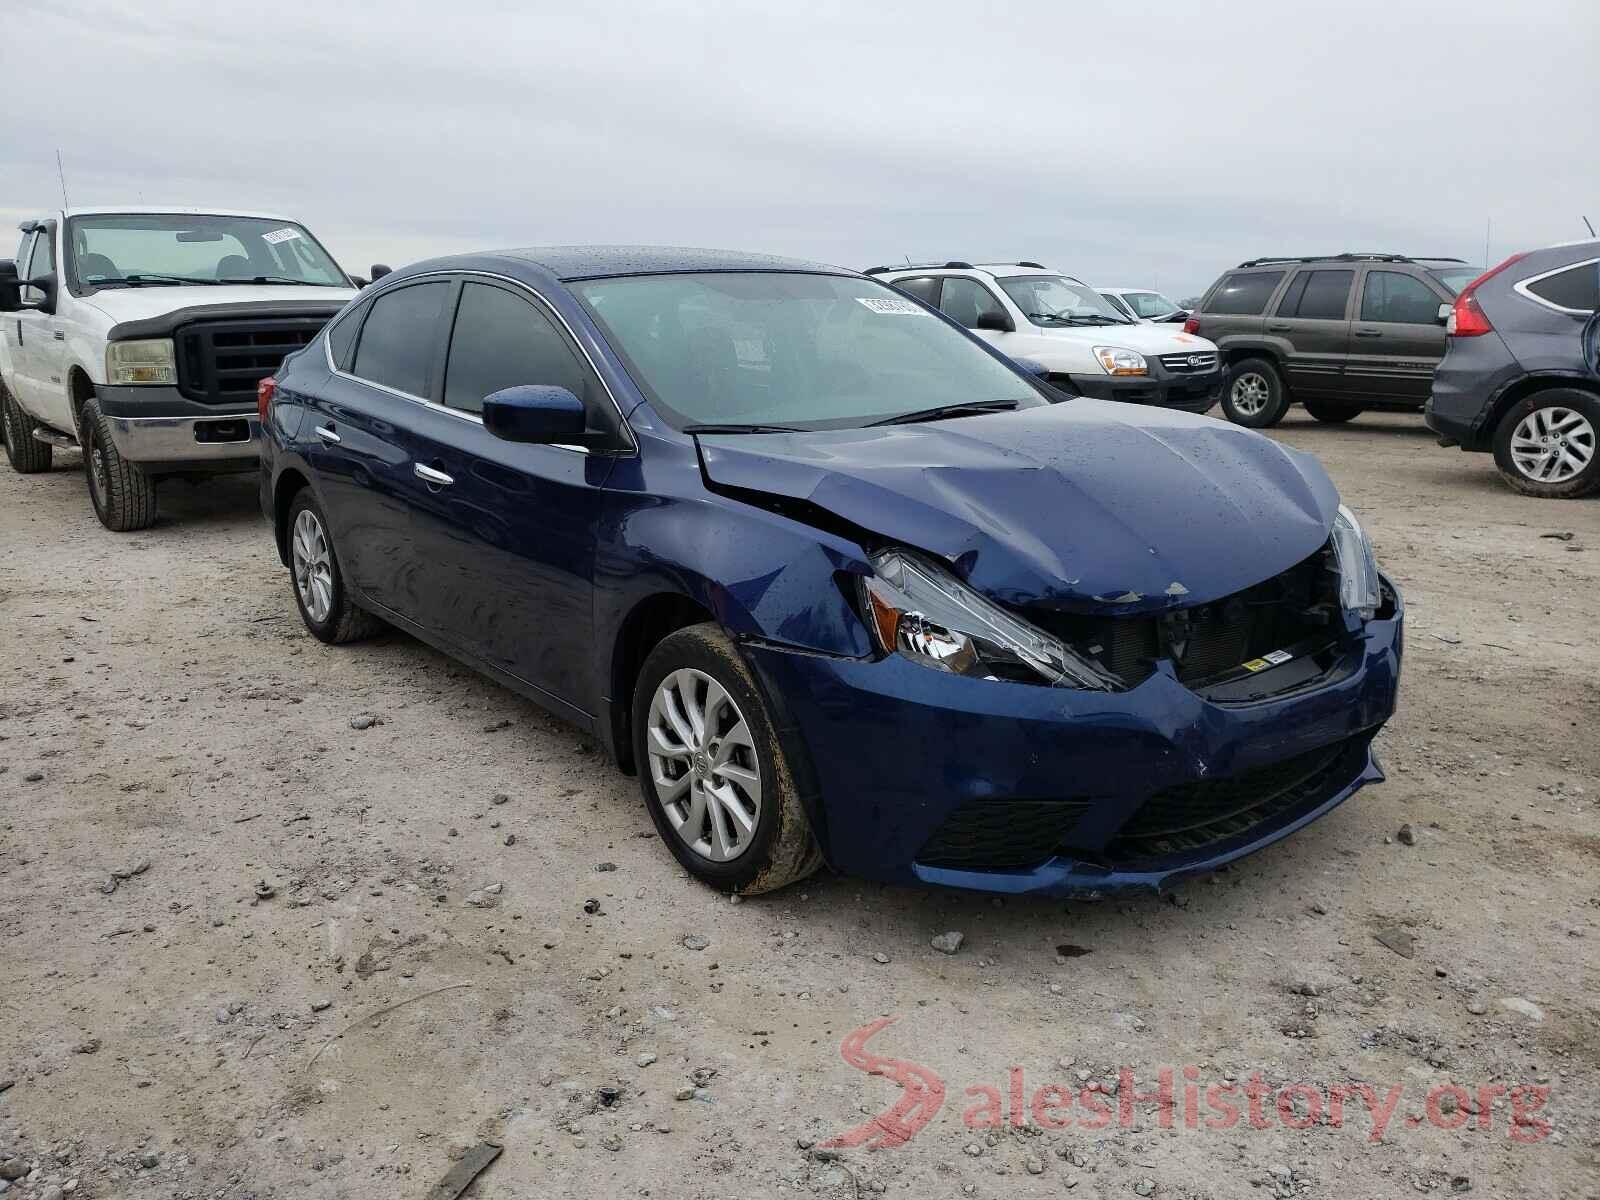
[
  {"xmin": 1221, "ymin": 357, "xmax": 1289, "ymax": 427},
  {"xmin": 285, "ymin": 489, "xmax": 385, "ymax": 643},
  {"xmin": 633, "ymin": 623, "xmax": 822, "ymax": 894},
  {"xmin": 81, "ymin": 399, "xmax": 158, "ymax": 531},
  {"xmin": 1492, "ymin": 388, "xmax": 1600, "ymax": 499},
  {"xmin": 1302, "ymin": 399, "xmax": 1363, "ymax": 424}
]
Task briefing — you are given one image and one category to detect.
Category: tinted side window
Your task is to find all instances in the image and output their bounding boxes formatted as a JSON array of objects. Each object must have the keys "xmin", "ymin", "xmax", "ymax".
[
  {"xmin": 444, "ymin": 282, "xmax": 586, "ymax": 414},
  {"xmin": 27, "ymin": 229, "xmax": 55, "ymax": 277},
  {"xmin": 325, "ymin": 303, "xmax": 365, "ymax": 371},
  {"xmin": 938, "ymin": 277, "xmax": 1008, "ymax": 328},
  {"xmin": 1524, "ymin": 262, "xmax": 1599, "ymax": 312},
  {"xmin": 891, "ymin": 276, "xmax": 939, "ymax": 305},
  {"xmin": 1360, "ymin": 271, "xmax": 1441, "ymax": 324},
  {"xmin": 351, "ymin": 281, "xmax": 449, "ymax": 396},
  {"xmin": 1290, "ymin": 269, "xmax": 1353, "ymax": 320},
  {"xmin": 1207, "ymin": 271, "xmax": 1284, "ymax": 315}
]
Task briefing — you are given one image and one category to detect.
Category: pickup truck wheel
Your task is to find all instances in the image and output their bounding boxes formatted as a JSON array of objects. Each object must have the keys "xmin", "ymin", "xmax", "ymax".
[
  {"xmin": 1492, "ymin": 388, "xmax": 1600, "ymax": 499},
  {"xmin": 2, "ymin": 387, "xmax": 54, "ymax": 473},
  {"xmin": 633, "ymin": 623, "xmax": 822, "ymax": 895},
  {"xmin": 1302, "ymin": 399, "xmax": 1364, "ymax": 424},
  {"xmin": 1221, "ymin": 358, "xmax": 1289, "ymax": 428},
  {"xmin": 285, "ymin": 490, "xmax": 385, "ymax": 643},
  {"xmin": 80, "ymin": 400, "xmax": 157, "ymax": 530}
]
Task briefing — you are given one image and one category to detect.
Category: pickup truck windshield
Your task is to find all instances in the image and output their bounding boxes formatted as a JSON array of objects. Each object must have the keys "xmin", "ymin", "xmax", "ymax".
[
  {"xmin": 996, "ymin": 275, "xmax": 1134, "ymax": 327},
  {"xmin": 575, "ymin": 272, "xmax": 1041, "ymax": 431},
  {"xmin": 65, "ymin": 214, "xmax": 349, "ymax": 291}
]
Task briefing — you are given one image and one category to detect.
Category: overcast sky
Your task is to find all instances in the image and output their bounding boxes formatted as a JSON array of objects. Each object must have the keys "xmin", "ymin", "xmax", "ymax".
[{"xmin": 3, "ymin": 0, "xmax": 1596, "ymax": 298}]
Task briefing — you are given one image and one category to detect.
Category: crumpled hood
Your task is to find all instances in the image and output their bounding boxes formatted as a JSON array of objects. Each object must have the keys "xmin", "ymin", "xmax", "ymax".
[{"xmin": 697, "ymin": 400, "xmax": 1339, "ymax": 613}]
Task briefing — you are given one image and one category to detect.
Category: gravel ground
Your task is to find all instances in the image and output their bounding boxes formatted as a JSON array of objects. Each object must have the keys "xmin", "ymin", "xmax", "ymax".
[{"xmin": 0, "ymin": 411, "xmax": 1596, "ymax": 1199}]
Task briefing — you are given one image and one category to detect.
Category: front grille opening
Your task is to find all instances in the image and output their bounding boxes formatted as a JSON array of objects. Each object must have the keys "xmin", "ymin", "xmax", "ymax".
[
  {"xmin": 1023, "ymin": 544, "xmax": 1344, "ymax": 691},
  {"xmin": 918, "ymin": 798, "xmax": 1092, "ymax": 871},
  {"xmin": 1085, "ymin": 734, "xmax": 1367, "ymax": 866},
  {"xmin": 176, "ymin": 318, "xmax": 330, "ymax": 404}
]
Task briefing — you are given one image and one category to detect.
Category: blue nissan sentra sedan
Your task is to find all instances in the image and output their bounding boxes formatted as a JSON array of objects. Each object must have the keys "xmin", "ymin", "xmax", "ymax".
[{"xmin": 257, "ymin": 247, "xmax": 1402, "ymax": 897}]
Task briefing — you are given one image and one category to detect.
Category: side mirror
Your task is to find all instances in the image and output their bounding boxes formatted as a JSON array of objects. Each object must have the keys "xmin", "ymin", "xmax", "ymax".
[
  {"xmin": 975, "ymin": 310, "xmax": 1013, "ymax": 333},
  {"xmin": 369, "ymin": 263, "xmax": 392, "ymax": 281},
  {"xmin": 5, "ymin": 272, "xmax": 55, "ymax": 315},
  {"xmin": 0, "ymin": 262, "xmax": 20, "ymax": 314},
  {"xmin": 1436, "ymin": 301, "xmax": 1452, "ymax": 325},
  {"xmin": 482, "ymin": 384, "xmax": 592, "ymax": 445},
  {"xmin": 349, "ymin": 275, "xmax": 370, "ymax": 288}
]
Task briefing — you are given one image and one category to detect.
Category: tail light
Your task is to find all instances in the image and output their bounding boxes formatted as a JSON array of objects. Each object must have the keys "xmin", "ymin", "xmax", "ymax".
[
  {"xmin": 1182, "ymin": 317, "xmax": 1200, "ymax": 335},
  {"xmin": 1449, "ymin": 253, "xmax": 1527, "ymax": 337},
  {"xmin": 257, "ymin": 375, "xmax": 277, "ymax": 425}
]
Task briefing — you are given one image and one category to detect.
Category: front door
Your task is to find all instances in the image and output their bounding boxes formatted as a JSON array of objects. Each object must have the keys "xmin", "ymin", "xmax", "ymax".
[
  {"xmin": 1267, "ymin": 267, "xmax": 1353, "ymax": 399},
  {"xmin": 403, "ymin": 277, "xmax": 614, "ymax": 714},
  {"xmin": 937, "ymin": 276, "xmax": 1015, "ymax": 350},
  {"xmin": 9, "ymin": 230, "xmax": 57, "ymax": 422},
  {"xmin": 1345, "ymin": 268, "xmax": 1450, "ymax": 402}
]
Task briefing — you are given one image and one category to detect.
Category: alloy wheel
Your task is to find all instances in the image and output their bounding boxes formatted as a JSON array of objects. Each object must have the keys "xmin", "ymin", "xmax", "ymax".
[
  {"xmin": 291, "ymin": 508, "xmax": 335, "ymax": 623},
  {"xmin": 646, "ymin": 667, "xmax": 763, "ymax": 863},
  {"xmin": 1510, "ymin": 407, "xmax": 1595, "ymax": 484},
  {"xmin": 1230, "ymin": 372, "xmax": 1270, "ymax": 417}
]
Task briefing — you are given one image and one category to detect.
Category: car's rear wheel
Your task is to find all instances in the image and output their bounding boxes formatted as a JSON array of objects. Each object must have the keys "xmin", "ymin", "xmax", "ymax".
[
  {"xmin": 1492, "ymin": 388, "xmax": 1600, "ymax": 499},
  {"xmin": 1221, "ymin": 358, "xmax": 1289, "ymax": 428},
  {"xmin": 633, "ymin": 623, "xmax": 822, "ymax": 894},
  {"xmin": 2, "ymin": 385, "xmax": 54, "ymax": 473},
  {"xmin": 81, "ymin": 399, "xmax": 158, "ymax": 531},
  {"xmin": 285, "ymin": 489, "xmax": 385, "ymax": 643},
  {"xmin": 1302, "ymin": 399, "xmax": 1364, "ymax": 424}
]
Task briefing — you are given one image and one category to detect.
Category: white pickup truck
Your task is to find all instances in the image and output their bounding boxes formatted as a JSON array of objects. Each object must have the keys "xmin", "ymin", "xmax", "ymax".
[{"xmin": 0, "ymin": 208, "xmax": 359, "ymax": 530}]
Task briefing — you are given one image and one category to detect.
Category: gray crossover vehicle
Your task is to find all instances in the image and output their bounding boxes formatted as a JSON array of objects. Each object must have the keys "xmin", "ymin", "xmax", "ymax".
[
  {"xmin": 1427, "ymin": 240, "xmax": 1600, "ymax": 499},
  {"xmin": 1186, "ymin": 254, "xmax": 1478, "ymax": 427}
]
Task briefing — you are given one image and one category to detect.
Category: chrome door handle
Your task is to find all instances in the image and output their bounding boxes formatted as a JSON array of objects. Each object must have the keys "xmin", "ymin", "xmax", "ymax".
[
  {"xmin": 413, "ymin": 463, "xmax": 454, "ymax": 487},
  {"xmin": 314, "ymin": 425, "xmax": 341, "ymax": 444}
]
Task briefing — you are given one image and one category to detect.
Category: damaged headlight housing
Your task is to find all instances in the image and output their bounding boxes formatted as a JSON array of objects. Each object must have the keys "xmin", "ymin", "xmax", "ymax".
[
  {"xmin": 107, "ymin": 338, "xmax": 177, "ymax": 386},
  {"xmin": 1330, "ymin": 503, "xmax": 1381, "ymax": 619},
  {"xmin": 858, "ymin": 549, "xmax": 1117, "ymax": 690}
]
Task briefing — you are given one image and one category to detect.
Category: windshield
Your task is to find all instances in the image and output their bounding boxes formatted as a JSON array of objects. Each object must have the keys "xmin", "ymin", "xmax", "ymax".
[
  {"xmin": 65, "ymin": 213, "xmax": 349, "ymax": 290},
  {"xmin": 995, "ymin": 275, "xmax": 1133, "ymax": 327},
  {"xmin": 574, "ymin": 272, "xmax": 1042, "ymax": 431},
  {"xmin": 1120, "ymin": 290, "xmax": 1181, "ymax": 318},
  {"xmin": 1428, "ymin": 267, "xmax": 1479, "ymax": 296}
]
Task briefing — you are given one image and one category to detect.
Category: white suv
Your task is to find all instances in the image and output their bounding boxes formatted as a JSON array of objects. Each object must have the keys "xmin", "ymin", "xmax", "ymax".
[
  {"xmin": 0, "ymin": 207, "xmax": 358, "ymax": 530},
  {"xmin": 870, "ymin": 262, "xmax": 1222, "ymax": 414}
]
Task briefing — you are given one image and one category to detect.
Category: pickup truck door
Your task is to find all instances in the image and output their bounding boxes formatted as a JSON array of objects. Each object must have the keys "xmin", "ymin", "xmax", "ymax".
[
  {"xmin": 8, "ymin": 230, "xmax": 51, "ymax": 418},
  {"xmin": 1345, "ymin": 268, "xmax": 1451, "ymax": 402}
]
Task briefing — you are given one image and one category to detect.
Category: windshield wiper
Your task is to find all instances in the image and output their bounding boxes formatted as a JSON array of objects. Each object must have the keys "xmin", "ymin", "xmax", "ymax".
[
  {"xmin": 683, "ymin": 422, "xmax": 805, "ymax": 435},
  {"xmin": 217, "ymin": 275, "xmax": 338, "ymax": 286},
  {"xmin": 868, "ymin": 399, "xmax": 1019, "ymax": 427},
  {"xmin": 120, "ymin": 273, "xmax": 226, "ymax": 286}
]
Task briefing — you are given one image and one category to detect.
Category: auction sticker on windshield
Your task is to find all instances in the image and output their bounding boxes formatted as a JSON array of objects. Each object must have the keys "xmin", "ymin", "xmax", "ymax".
[
  {"xmin": 857, "ymin": 297, "xmax": 926, "ymax": 315},
  {"xmin": 261, "ymin": 227, "xmax": 302, "ymax": 245}
]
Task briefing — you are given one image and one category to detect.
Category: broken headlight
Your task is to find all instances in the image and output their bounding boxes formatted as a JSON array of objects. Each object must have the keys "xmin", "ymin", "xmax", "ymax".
[
  {"xmin": 1329, "ymin": 504, "xmax": 1381, "ymax": 620},
  {"xmin": 859, "ymin": 549, "xmax": 1117, "ymax": 690}
]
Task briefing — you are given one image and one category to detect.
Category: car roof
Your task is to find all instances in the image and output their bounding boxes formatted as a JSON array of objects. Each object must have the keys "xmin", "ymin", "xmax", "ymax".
[
  {"xmin": 876, "ymin": 263, "xmax": 1082, "ymax": 283},
  {"xmin": 54, "ymin": 206, "xmax": 303, "ymax": 222},
  {"xmin": 495, "ymin": 245, "xmax": 852, "ymax": 281}
]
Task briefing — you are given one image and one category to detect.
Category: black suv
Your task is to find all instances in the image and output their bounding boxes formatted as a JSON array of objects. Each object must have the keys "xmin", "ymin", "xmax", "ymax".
[
  {"xmin": 1186, "ymin": 254, "xmax": 1479, "ymax": 427},
  {"xmin": 1427, "ymin": 240, "xmax": 1599, "ymax": 499}
]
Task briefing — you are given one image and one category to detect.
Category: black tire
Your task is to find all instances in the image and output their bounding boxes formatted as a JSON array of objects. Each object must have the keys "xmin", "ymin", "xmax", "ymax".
[
  {"xmin": 2, "ymin": 385, "xmax": 54, "ymax": 473},
  {"xmin": 1491, "ymin": 387, "xmax": 1600, "ymax": 500},
  {"xmin": 632, "ymin": 623, "xmax": 822, "ymax": 895},
  {"xmin": 284, "ymin": 489, "xmax": 385, "ymax": 643},
  {"xmin": 80, "ymin": 399, "xmax": 158, "ymax": 531},
  {"xmin": 1302, "ymin": 399, "xmax": 1364, "ymax": 424},
  {"xmin": 1220, "ymin": 357, "xmax": 1289, "ymax": 428}
]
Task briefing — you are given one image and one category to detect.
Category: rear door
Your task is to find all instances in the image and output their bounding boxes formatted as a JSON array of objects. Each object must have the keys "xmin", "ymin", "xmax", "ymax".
[
  {"xmin": 1346, "ymin": 268, "xmax": 1450, "ymax": 402},
  {"xmin": 304, "ymin": 278, "xmax": 453, "ymax": 613},
  {"xmin": 403, "ymin": 277, "xmax": 615, "ymax": 713},
  {"xmin": 1265, "ymin": 267, "xmax": 1353, "ymax": 399}
]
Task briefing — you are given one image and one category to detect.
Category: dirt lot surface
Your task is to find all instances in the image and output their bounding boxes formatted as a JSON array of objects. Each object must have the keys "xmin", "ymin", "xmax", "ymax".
[{"xmin": 1, "ymin": 412, "xmax": 1597, "ymax": 1200}]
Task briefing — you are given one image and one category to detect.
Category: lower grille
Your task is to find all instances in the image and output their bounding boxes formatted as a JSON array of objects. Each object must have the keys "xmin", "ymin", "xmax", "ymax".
[
  {"xmin": 918, "ymin": 798, "xmax": 1091, "ymax": 871},
  {"xmin": 1159, "ymin": 351, "xmax": 1219, "ymax": 374},
  {"xmin": 176, "ymin": 316, "xmax": 333, "ymax": 404},
  {"xmin": 1099, "ymin": 735, "xmax": 1365, "ymax": 863}
]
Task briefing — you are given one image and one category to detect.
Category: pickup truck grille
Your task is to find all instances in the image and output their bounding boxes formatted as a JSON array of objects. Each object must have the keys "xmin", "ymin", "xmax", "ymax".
[
  {"xmin": 1158, "ymin": 351, "xmax": 1219, "ymax": 374},
  {"xmin": 175, "ymin": 316, "xmax": 334, "ymax": 405}
]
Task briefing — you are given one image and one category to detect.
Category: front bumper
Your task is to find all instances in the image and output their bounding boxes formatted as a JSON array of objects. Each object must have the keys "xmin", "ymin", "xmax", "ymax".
[
  {"xmin": 96, "ymin": 384, "xmax": 258, "ymax": 465},
  {"xmin": 1070, "ymin": 367, "xmax": 1221, "ymax": 414},
  {"xmin": 745, "ymin": 577, "xmax": 1402, "ymax": 897}
]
